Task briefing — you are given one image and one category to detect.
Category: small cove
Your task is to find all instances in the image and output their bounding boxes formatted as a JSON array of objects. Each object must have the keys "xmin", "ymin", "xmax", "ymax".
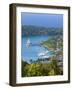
[{"xmin": 21, "ymin": 35, "xmax": 54, "ymax": 62}]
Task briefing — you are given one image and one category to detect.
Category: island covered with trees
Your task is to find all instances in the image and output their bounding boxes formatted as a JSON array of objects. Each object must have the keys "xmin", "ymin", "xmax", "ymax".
[{"xmin": 21, "ymin": 25, "xmax": 63, "ymax": 77}]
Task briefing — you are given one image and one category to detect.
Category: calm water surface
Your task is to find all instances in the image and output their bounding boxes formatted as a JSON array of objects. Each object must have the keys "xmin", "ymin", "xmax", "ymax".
[{"xmin": 21, "ymin": 35, "xmax": 54, "ymax": 62}]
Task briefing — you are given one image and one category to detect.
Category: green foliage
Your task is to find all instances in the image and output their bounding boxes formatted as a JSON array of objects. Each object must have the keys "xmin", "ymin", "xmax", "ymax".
[
  {"xmin": 48, "ymin": 69, "xmax": 55, "ymax": 75},
  {"xmin": 21, "ymin": 58, "xmax": 63, "ymax": 77},
  {"xmin": 42, "ymin": 38, "xmax": 57, "ymax": 50},
  {"xmin": 25, "ymin": 64, "xmax": 42, "ymax": 76},
  {"xmin": 42, "ymin": 35, "xmax": 63, "ymax": 51},
  {"xmin": 21, "ymin": 60, "xmax": 29, "ymax": 77},
  {"xmin": 49, "ymin": 57, "xmax": 62, "ymax": 75},
  {"xmin": 22, "ymin": 25, "xmax": 63, "ymax": 36},
  {"xmin": 40, "ymin": 63, "xmax": 51, "ymax": 76}
]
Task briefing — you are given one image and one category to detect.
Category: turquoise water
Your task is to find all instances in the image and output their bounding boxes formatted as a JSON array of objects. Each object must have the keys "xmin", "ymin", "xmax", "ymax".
[{"xmin": 21, "ymin": 35, "xmax": 53, "ymax": 62}]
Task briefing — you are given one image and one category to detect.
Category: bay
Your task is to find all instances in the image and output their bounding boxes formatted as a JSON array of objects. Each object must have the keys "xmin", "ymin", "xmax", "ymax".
[{"xmin": 21, "ymin": 35, "xmax": 53, "ymax": 62}]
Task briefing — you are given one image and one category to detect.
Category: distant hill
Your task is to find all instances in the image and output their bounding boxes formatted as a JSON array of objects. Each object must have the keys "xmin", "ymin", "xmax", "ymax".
[{"xmin": 22, "ymin": 25, "xmax": 63, "ymax": 36}]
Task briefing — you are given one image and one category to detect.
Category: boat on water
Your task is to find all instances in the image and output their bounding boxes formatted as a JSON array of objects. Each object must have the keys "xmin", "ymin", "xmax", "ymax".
[{"xmin": 26, "ymin": 38, "xmax": 31, "ymax": 47}]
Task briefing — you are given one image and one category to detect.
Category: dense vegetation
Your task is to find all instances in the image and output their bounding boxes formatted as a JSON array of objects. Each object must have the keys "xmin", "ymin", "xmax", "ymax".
[
  {"xmin": 21, "ymin": 25, "xmax": 63, "ymax": 77},
  {"xmin": 42, "ymin": 35, "xmax": 63, "ymax": 51},
  {"xmin": 22, "ymin": 25, "xmax": 63, "ymax": 36},
  {"xmin": 21, "ymin": 56, "xmax": 63, "ymax": 77}
]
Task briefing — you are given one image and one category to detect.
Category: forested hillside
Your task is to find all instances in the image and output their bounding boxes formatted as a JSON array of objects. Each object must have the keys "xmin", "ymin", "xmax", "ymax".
[{"xmin": 22, "ymin": 25, "xmax": 63, "ymax": 36}]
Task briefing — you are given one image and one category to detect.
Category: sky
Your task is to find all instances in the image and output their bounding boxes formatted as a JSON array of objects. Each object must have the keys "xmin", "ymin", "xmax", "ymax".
[{"xmin": 21, "ymin": 12, "xmax": 63, "ymax": 28}]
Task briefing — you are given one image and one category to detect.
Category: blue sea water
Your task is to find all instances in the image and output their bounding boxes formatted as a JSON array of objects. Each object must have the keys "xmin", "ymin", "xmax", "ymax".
[{"xmin": 21, "ymin": 35, "xmax": 53, "ymax": 62}]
